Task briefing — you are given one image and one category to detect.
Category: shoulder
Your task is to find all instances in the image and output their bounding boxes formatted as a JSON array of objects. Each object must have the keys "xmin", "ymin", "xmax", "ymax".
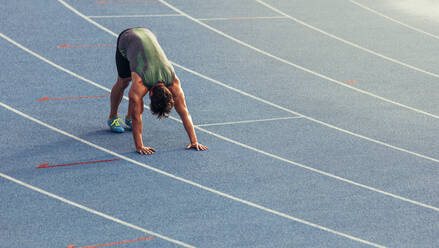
[
  {"xmin": 168, "ymin": 75, "xmax": 183, "ymax": 99},
  {"xmin": 131, "ymin": 72, "xmax": 149, "ymax": 93}
]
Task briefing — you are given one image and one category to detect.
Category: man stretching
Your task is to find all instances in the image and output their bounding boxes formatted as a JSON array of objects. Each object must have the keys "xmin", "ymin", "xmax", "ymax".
[{"xmin": 108, "ymin": 27, "xmax": 207, "ymax": 154}]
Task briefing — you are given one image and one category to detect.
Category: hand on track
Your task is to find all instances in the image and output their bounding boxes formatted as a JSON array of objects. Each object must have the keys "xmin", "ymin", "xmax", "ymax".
[
  {"xmin": 186, "ymin": 143, "xmax": 208, "ymax": 151},
  {"xmin": 136, "ymin": 146, "xmax": 156, "ymax": 155}
]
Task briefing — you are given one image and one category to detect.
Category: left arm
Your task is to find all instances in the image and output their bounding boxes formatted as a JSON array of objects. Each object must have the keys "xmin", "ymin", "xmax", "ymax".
[{"xmin": 170, "ymin": 76, "xmax": 207, "ymax": 151}]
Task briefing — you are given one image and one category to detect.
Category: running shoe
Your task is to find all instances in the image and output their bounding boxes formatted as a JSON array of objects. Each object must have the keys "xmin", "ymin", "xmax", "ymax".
[
  {"xmin": 125, "ymin": 115, "xmax": 132, "ymax": 130},
  {"xmin": 108, "ymin": 117, "xmax": 125, "ymax": 133}
]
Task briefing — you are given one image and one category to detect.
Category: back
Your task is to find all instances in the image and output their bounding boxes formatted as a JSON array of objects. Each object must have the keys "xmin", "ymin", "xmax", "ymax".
[{"xmin": 118, "ymin": 28, "xmax": 175, "ymax": 88}]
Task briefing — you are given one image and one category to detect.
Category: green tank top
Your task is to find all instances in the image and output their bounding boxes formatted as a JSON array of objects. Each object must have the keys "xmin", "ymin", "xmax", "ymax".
[{"xmin": 118, "ymin": 28, "xmax": 175, "ymax": 88}]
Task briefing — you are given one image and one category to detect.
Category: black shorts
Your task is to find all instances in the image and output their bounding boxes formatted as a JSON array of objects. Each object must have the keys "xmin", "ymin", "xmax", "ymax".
[{"xmin": 115, "ymin": 29, "xmax": 132, "ymax": 79}]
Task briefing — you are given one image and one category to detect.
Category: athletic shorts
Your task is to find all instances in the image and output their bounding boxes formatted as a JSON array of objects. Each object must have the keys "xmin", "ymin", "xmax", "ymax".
[{"xmin": 115, "ymin": 28, "xmax": 132, "ymax": 79}]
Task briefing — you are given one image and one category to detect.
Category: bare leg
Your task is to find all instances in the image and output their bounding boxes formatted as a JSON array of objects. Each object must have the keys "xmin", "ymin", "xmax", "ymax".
[{"xmin": 109, "ymin": 76, "xmax": 131, "ymax": 119}]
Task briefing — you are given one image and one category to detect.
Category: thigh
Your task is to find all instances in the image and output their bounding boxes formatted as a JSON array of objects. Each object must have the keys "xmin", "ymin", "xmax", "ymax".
[
  {"xmin": 115, "ymin": 47, "xmax": 131, "ymax": 79},
  {"xmin": 115, "ymin": 29, "xmax": 133, "ymax": 78},
  {"xmin": 116, "ymin": 75, "xmax": 132, "ymax": 89}
]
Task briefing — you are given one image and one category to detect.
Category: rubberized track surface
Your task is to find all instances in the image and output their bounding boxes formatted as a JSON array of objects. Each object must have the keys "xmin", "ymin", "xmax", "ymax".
[{"xmin": 1, "ymin": 0, "xmax": 439, "ymax": 247}]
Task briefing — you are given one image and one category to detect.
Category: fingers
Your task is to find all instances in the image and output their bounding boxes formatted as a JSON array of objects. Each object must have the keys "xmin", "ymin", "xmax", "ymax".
[
  {"xmin": 199, "ymin": 144, "xmax": 208, "ymax": 151},
  {"xmin": 138, "ymin": 144, "xmax": 208, "ymax": 153},
  {"xmin": 136, "ymin": 146, "xmax": 156, "ymax": 155},
  {"xmin": 186, "ymin": 143, "xmax": 208, "ymax": 151},
  {"xmin": 146, "ymin": 147, "xmax": 156, "ymax": 154}
]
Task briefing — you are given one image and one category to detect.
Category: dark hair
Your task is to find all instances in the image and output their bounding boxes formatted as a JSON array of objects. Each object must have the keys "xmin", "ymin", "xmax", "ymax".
[{"xmin": 149, "ymin": 84, "xmax": 174, "ymax": 119}]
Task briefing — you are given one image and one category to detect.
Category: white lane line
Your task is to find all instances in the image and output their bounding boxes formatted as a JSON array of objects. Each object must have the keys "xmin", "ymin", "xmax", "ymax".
[
  {"xmin": 196, "ymin": 116, "xmax": 302, "ymax": 127},
  {"xmin": 87, "ymin": 14, "xmax": 285, "ymax": 21},
  {"xmin": 156, "ymin": 0, "xmax": 439, "ymax": 123},
  {"xmin": 349, "ymin": 0, "xmax": 439, "ymax": 40},
  {"xmin": 0, "ymin": 172, "xmax": 195, "ymax": 248},
  {"xmin": 0, "ymin": 102, "xmax": 385, "ymax": 248},
  {"xmin": 255, "ymin": 0, "xmax": 439, "ymax": 79},
  {"xmin": 88, "ymin": 14, "xmax": 181, "ymax": 18},
  {"xmin": 2, "ymin": 30, "xmax": 439, "ymax": 221},
  {"xmin": 198, "ymin": 16, "xmax": 286, "ymax": 21},
  {"xmin": 58, "ymin": 0, "xmax": 117, "ymax": 37}
]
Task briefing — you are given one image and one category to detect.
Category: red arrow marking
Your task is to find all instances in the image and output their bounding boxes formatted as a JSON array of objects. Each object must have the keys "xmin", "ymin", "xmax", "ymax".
[
  {"xmin": 344, "ymin": 80, "xmax": 358, "ymax": 84},
  {"xmin": 38, "ymin": 94, "xmax": 110, "ymax": 102},
  {"xmin": 67, "ymin": 237, "xmax": 153, "ymax": 248},
  {"xmin": 57, "ymin": 44, "xmax": 116, "ymax": 48},
  {"xmin": 37, "ymin": 159, "xmax": 120, "ymax": 169}
]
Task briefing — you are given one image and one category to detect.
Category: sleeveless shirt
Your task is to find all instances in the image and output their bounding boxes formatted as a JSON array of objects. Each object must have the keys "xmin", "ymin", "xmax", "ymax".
[{"xmin": 118, "ymin": 28, "xmax": 175, "ymax": 88}]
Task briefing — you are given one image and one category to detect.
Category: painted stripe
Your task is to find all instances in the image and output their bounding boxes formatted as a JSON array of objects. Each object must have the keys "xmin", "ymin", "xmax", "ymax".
[
  {"xmin": 255, "ymin": 0, "xmax": 439, "ymax": 79},
  {"xmin": 38, "ymin": 94, "xmax": 110, "ymax": 102},
  {"xmin": 37, "ymin": 159, "xmax": 120, "ymax": 169},
  {"xmin": 58, "ymin": 0, "xmax": 117, "ymax": 37},
  {"xmin": 70, "ymin": 237, "xmax": 153, "ymax": 248},
  {"xmin": 198, "ymin": 16, "xmax": 286, "ymax": 21},
  {"xmin": 0, "ymin": 172, "xmax": 195, "ymax": 248},
  {"xmin": 0, "ymin": 101, "xmax": 386, "ymax": 248},
  {"xmin": 87, "ymin": 14, "xmax": 284, "ymax": 21},
  {"xmin": 344, "ymin": 80, "xmax": 358, "ymax": 84},
  {"xmin": 349, "ymin": 0, "xmax": 439, "ymax": 40},
  {"xmin": 0, "ymin": 33, "xmax": 112, "ymax": 92},
  {"xmin": 88, "ymin": 14, "xmax": 181, "ymax": 18},
  {"xmin": 196, "ymin": 116, "xmax": 302, "ymax": 127},
  {"xmin": 3, "ymin": 30, "xmax": 439, "ymax": 213}
]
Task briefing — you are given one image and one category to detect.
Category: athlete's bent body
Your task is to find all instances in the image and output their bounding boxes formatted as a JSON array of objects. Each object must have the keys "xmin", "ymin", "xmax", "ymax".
[{"xmin": 108, "ymin": 27, "xmax": 207, "ymax": 154}]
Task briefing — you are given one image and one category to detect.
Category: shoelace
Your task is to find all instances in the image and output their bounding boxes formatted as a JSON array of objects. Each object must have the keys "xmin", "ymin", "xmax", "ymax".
[{"xmin": 110, "ymin": 118, "xmax": 122, "ymax": 127}]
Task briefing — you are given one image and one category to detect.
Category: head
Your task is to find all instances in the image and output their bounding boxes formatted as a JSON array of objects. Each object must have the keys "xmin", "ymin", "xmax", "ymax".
[{"xmin": 149, "ymin": 83, "xmax": 174, "ymax": 119}]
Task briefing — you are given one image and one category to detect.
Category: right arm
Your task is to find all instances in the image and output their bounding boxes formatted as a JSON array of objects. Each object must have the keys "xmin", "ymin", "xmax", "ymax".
[{"xmin": 128, "ymin": 73, "xmax": 155, "ymax": 154}]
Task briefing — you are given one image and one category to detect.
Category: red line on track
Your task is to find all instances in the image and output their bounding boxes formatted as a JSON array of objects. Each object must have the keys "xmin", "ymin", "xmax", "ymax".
[
  {"xmin": 344, "ymin": 80, "xmax": 358, "ymax": 84},
  {"xmin": 67, "ymin": 237, "xmax": 153, "ymax": 248},
  {"xmin": 37, "ymin": 159, "xmax": 120, "ymax": 169},
  {"xmin": 57, "ymin": 44, "xmax": 116, "ymax": 48},
  {"xmin": 38, "ymin": 94, "xmax": 110, "ymax": 102}
]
